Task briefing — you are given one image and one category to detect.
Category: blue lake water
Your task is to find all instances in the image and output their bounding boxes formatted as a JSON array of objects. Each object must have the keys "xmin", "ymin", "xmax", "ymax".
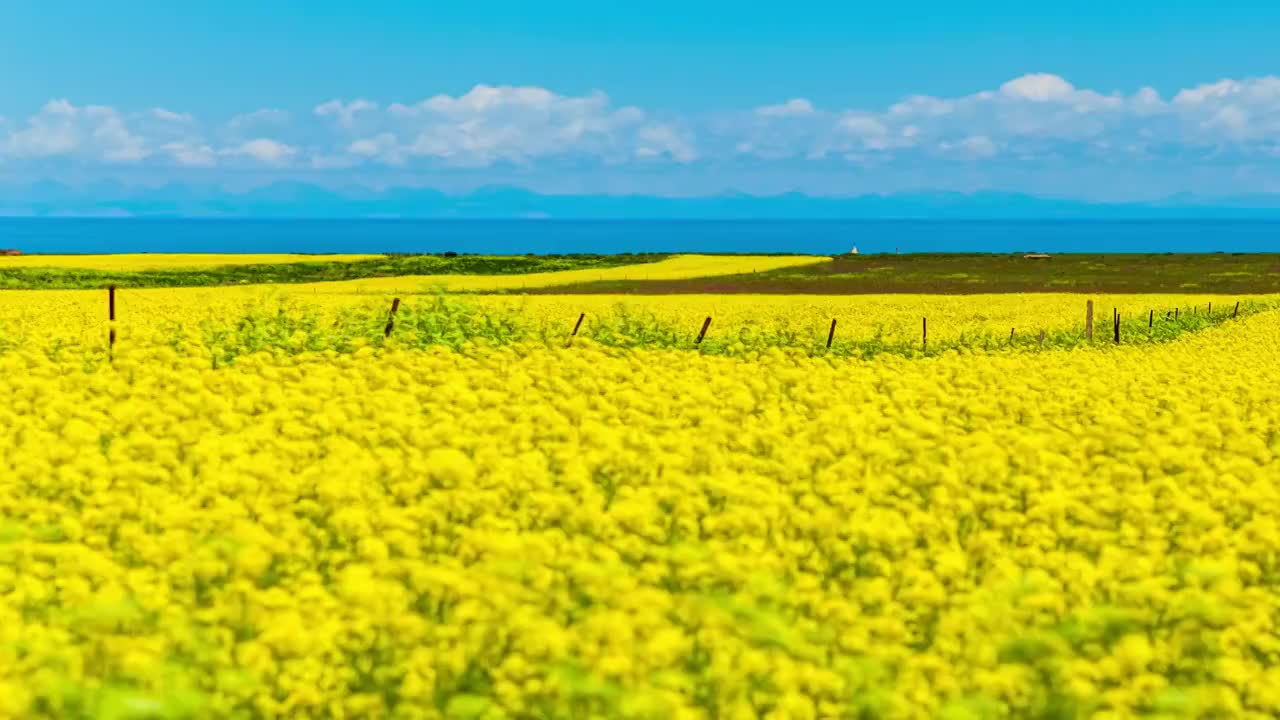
[{"xmin": 1, "ymin": 218, "xmax": 1279, "ymax": 255}]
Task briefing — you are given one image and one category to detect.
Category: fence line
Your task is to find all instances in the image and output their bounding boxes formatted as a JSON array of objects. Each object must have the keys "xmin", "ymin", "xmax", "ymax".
[
  {"xmin": 93, "ymin": 293, "xmax": 1263, "ymax": 358},
  {"xmin": 383, "ymin": 297, "xmax": 401, "ymax": 338}
]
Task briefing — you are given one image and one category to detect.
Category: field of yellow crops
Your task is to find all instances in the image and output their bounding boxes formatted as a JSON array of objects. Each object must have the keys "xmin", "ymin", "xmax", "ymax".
[
  {"xmin": 0, "ymin": 284, "xmax": 1260, "ymax": 351},
  {"xmin": 0, "ymin": 301, "xmax": 1278, "ymax": 718},
  {"xmin": 298, "ymin": 254, "xmax": 827, "ymax": 293},
  {"xmin": 2, "ymin": 264, "xmax": 1279, "ymax": 718},
  {"xmin": 468, "ymin": 293, "xmax": 1257, "ymax": 343},
  {"xmin": 0, "ymin": 253, "xmax": 383, "ymax": 270}
]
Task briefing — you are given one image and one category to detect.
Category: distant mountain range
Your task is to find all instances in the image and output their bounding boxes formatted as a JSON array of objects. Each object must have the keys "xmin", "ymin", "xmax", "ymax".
[{"xmin": 4, "ymin": 182, "xmax": 1280, "ymax": 219}]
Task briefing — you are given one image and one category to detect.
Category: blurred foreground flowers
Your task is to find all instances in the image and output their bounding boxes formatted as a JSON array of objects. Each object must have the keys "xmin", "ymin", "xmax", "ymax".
[{"xmin": 0, "ymin": 293, "xmax": 1277, "ymax": 718}]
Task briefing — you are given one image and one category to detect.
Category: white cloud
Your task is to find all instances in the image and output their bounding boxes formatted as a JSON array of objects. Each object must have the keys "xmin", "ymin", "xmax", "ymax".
[
  {"xmin": 756, "ymin": 99, "xmax": 815, "ymax": 118},
  {"xmin": 1130, "ymin": 87, "xmax": 1165, "ymax": 116},
  {"xmin": 373, "ymin": 84, "xmax": 650, "ymax": 166},
  {"xmin": 1204, "ymin": 105, "xmax": 1250, "ymax": 138},
  {"xmin": 735, "ymin": 100, "xmax": 869, "ymax": 160},
  {"xmin": 315, "ymin": 99, "xmax": 378, "ymax": 129},
  {"xmin": 7, "ymin": 73, "xmax": 1280, "ymax": 183},
  {"xmin": 163, "ymin": 142, "xmax": 217, "ymax": 167},
  {"xmin": 348, "ymin": 134, "xmax": 393, "ymax": 156},
  {"xmin": 1169, "ymin": 77, "xmax": 1280, "ymax": 141},
  {"xmin": 791, "ymin": 112, "xmax": 906, "ymax": 159},
  {"xmin": 839, "ymin": 113, "xmax": 890, "ymax": 138},
  {"xmin": 6, "ymin": 101, "xmax": 81, "ymax": 158},
  {"xmin": 347, "ymin": 133, "xmax": 403, "ymax": 164},
  {"xmin": 222, "ymin": 138, "xmax": 297, "ymax": 165},
  {"xmin": 940, "ymin": 135, "xmax": 998, "ymax": 158},
  {"xmin": 1000, "ymin": 73, "xmax": 1076, "ymax": 102},
  {"xmin": 719, "ymin": 72, "xmax": 1280, "ymax": 165},
  {"xmin": 862, "ymin": 73, "xmax": 1165, "ymax": 153},
  {"xmin": 889, "ymin": 95, "xmax": 956, "ymax": 117},
  {"xmin": 396, "ymin": 85, "xmax": 566, "ymax": 117},
  {"xmin": 3, "ymin": 100, "xmax": 150, "ymax": 162},
  {"xmin": 1174, "ymin": 79, "xmax": 1244, "ymax": 105},
  {"xmin": 150, "ymin": 108, "xmax": 194, "ymax": 123},
  {"xmin": 88, "ymin": 107, "xmax": 149, "ymax": 162},
  {"xmin": 635, "ymin": 124, "xmax": 697, "ymax": 163}
]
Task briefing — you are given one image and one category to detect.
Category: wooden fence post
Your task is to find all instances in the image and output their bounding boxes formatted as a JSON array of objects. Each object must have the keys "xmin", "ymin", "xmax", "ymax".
[
  {"xmin": 108, "ymin": 285, "xmax": 116, "ymax": 351},
  {"xmin": 1234, "ymin": 301, "xmax": 1240, "ymax": 318},
  {"xmin": 1114, "ymin": 311, "xmax": 1120, "ymax": 344},
  {"xmin": 565, "ymin": 312, "xmax": 586, "ymax": 347},
  {"xmin": 1086, "ymin": 300, "xmax": 1094, "ymax": 340},
  {"xmin": 1039, "ymin": 329, "xmax": 1045, "ymax": 346},
  {"xmin": 1208, "ymin": 302, "xmax": 1212, "ymax": 316},
  {"xmin": 1010, "ymin": 327, "xmax": 1015, "ymax": 344},
  {"xmin": 383, "ymin": 297, "xmax": 401, "ymax": 338},
  {"xmin": 826, "ymin": 319, "xmax": 837, "ymax": 349},
  {"xmin": 695, "ymin": 317, "xmax": 712, "ymax": 345},
  {"xmin": 1149, "ymin": 309, "xmax": 1153, "ymax": 329},
  {"xmin": 922, "ymin": 317, "xmax": 928, "ymax": 351}
]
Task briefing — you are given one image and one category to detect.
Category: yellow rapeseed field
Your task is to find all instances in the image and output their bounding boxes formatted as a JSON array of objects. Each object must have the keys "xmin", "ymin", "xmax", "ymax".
[
  {"xmin": 0, "ymin": 285, "xmax": 1256, "ymax": 350},
  {"xmin": 0, "ymin": 253, "xmax": 382, "ymax": 270},
  {"xmin": 305, "ymin": 254, "xmax": 829, "ymax": 294},
  {"xmin": 466, "ymin": 293, "xmax": 1257, "ymax": 344},
  {"xmin": 1, "ymin": 282, "xmax": 1277, "ymax": 718}
]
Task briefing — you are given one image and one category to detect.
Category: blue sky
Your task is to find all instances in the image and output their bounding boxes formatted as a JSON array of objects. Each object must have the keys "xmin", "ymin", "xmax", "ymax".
[{"xmin": 3, "ymin": 1, "xmax": 1280, "ymax": 199}]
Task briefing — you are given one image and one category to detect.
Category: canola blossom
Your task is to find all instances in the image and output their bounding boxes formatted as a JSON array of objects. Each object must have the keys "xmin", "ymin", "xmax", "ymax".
[
  {"xmin": 0, "ymin": 253, "xmax": 383, "ymax": 271},
  {"xmin": 303, "ymin": 254, "xmax": 829, "ymax": 294},
  {"xmin": 0, "ymin": 292, "xmax": 1278, "ymax": 718},
  {"xmin": 466, "ymin": 293, "xmax": 1260, "ymax": 345},
  {"xmin": 0, "ymin": 286, "xmax": 1260, "ymax": 355}
]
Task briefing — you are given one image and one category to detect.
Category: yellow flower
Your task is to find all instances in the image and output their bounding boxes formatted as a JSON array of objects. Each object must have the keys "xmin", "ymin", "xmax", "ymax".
[{"xmin": 0, "ymin": 283, "xmax": 1276, "ymax": 718}]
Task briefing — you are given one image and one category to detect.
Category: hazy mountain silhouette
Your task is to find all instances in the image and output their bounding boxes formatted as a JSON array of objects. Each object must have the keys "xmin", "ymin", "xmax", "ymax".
[{"xmin": 3, "ymin": 182, "xmax": 1280, "ymax": 219}]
